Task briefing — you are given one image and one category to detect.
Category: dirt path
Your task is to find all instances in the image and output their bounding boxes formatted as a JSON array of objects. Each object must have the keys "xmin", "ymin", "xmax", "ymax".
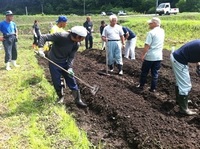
[{"xmin": 38, "ymin": 48, "xmax": 200, "ymax": 149}]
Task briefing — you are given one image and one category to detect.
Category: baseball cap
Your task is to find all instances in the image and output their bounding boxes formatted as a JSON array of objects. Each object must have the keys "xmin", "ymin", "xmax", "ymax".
[
  {"xmin": 147, "ymin": 17, "xmax": 161, "ymax": 26},
  {"xmin": 71, "ymin": 26, "xmax": 87, "ymax": 37},
  {"xmin": 5, "ymin": 10, "xmax": 13, "ymax": 16},
  {"xmin": 56, "ymin": 16, "xmax": 67, "ymax": 23}
]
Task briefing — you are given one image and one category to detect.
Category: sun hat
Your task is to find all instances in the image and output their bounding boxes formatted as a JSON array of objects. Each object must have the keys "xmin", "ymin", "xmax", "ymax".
[
  {"xmin": 147, "ymin": 17, "xmax": 161, "ymax": 26},
  {"xmin": 5, "ymin": 10, "xmax": 13, "ymax": 16},
  {"xmin": 71, "ymin": 26, "xmax": 87, "ymax": 37},
  {"xmin": 56, "ymin": 16, "xmax": 67, "ymax": 23}
]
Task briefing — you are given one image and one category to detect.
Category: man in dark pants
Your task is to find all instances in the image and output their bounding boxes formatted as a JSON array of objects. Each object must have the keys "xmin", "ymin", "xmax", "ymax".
[
  {"xmin": 137, "ymin": 17, "xmax": 165, "ymax": 92},
  {"xmin": 170, "ymin": 40, "xmax": 200, "ymax": 115},
  {"xmin": 38, "ymin": 26, "xmax": 88, "ymax": 108},
  {"xmin": 0, "ymin": 10, "xmax": 19, "ymax": 71},
  {"xmin": 83, "ymin": 16, "xmax": 93, "ymax": 49}
]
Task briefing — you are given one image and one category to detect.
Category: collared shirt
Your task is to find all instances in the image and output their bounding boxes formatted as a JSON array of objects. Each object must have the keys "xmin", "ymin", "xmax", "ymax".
[
  {"xmin": 38, "ymin": 32, "xmax": 78, "ymax": 68},
  {"xmin": 145, "ymin": 26, "xmax": 165, "ymax": 61},
  {"xmin": 0, "ymin": 20, "xmax": 17, "ymax": 35},
  {"xmin": 173, "ymin": 40, "xmax": 200, "ymax": 65},
  {"xmin": 83, "ymin": 21, "xmax": 93, "ymax": 35},
  {"xmin": 102, "ymin": 24, "xmax": 124, "ymax": 40}
]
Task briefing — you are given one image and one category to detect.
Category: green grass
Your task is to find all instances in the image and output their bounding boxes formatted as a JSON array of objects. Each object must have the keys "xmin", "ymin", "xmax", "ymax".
[
  {"xmin": 0, "ymin": 12, "xmax": 200, "ymax": 148},
  {"xmin": 0, "ymin": 37, "xmax": 93, "ymax": 148}
]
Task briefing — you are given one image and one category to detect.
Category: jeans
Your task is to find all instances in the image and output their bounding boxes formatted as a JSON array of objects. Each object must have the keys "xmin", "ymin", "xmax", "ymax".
[
  {"xmin": 139, "ymin": 60, "xmax": 161, "ymax": 90},
  {"xmin": 85, "ymin": 34, "xmax": 93, "ymax": 49},
  {"xmin": 49, "ymin": 61, "xmax": 78, "ymax": 93}
]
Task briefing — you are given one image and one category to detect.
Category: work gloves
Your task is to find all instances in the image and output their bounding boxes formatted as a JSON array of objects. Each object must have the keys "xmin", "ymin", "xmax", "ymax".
[
  {"xmin": 196, "ymin": 65, "xmax": 200, "ymax": 76},
  {"xmin": 68, "ymin": 68, "xmax": 74, "ymax": 77},
  {"xmin": 38, "ymin": 48, "xmax": 45, "ymax": 58}
]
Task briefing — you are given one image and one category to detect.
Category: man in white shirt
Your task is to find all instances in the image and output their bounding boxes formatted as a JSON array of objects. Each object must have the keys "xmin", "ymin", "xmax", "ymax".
[
  {"xmin": 137, "ymin": 17, "xmax": 165, "ymax": 92},
  {"xmin": 101, "ymin": 15, "xmax": 125, "ymax": 75}
]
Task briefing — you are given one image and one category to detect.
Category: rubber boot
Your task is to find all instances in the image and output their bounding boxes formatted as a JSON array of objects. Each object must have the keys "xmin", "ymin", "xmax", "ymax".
[
  {"xmin": 117, "ymin": 64, "xmax": 123, "ymax": 75},
  {"xmin": 175, "ymin": 86, "xmax": 179, "ymax": 104},
  {"xmin": 6, "ymin": 62, "xmax": 11, "ymax": 71},
  {"xmin": 72, "ymin": 90, "xmax": 87, "ymax": 108},
  {"xmin": 56, "ymin": 91, "xmax": 64, "ymax": 104},
  {"xmin": 11, "ymin": 60, "xmax": 20, "ymax": 67},
  {"xmin": 178, "ymin": 95, "xmax": 197, "ymax": 115}
]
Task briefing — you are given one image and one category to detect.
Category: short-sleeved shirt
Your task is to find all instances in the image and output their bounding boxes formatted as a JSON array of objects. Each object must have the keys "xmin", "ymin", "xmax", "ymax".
[
  {"xmin": 145, "ymin": 26, "xmax": 165, "ymax": 61},
  {"xmin": 83, "ymin": 21, "xmax": 93, "ymax": 35},
  {"xmin": 50, "ymin": 25, "xmax": 66, "ymax": 34},
  {"xmin": 173, "ymin": 40, "xmax": 200, "ymax": 65},
  {"xmin": 32, "ymin": 23, "xmax": 40, "ymax": 37},
  {"xmin": 122, "ymin": 27, "xmax": 136, "ymax": 40},
  {"xmin": 0, "ymin": 20, "xmax": 17, "ymax": 35},
  {"xmin": 100, "ymin": 25, "xmax": 106, "ymax": 35},
  {"xmin": 102, "ymin": 24, "xmax": 124, "ymax": 40}
]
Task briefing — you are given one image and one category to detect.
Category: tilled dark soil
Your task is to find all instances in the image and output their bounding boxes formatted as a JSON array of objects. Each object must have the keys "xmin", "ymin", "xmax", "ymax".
[{"xmin": 38, "ymin": 48, "xmax": 200, "ymax": 149}]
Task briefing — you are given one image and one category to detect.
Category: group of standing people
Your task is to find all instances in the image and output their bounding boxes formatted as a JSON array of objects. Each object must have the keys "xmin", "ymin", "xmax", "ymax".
[{"xmin": 0, "ymin": 10, "xmax": 198, "ymax": 115}]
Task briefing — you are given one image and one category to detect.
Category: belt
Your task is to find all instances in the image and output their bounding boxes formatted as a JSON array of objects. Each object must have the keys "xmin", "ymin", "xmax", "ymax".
[
  {"xmin": 3, "ymin": 34, "xmax": 16, "ymax": 38},
  {"xmin": 108, "ymin": 40, "xmax": 120, "ymax": 41}
]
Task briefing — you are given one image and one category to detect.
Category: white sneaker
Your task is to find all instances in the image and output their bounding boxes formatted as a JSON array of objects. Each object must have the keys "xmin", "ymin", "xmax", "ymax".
[
  {"xmin": 110, "ymin": 69, "xmax": 114, "ymax": 72},
  {"xmin": 119, "ymin": 70, "xmax": 123, "ymax": 75}
]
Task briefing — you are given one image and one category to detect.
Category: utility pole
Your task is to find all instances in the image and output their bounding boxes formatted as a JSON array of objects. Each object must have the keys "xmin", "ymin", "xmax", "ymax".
[
  {"xmin": 156, "ymin": 0, "xmax": 159, "ymax": 8},
  {"xmin": 83, "ymin": 0, "xmax": 85, "ymax": 15},
  {"xmin": 25, "ymin": 6, "xmax": 28, "ymax": 15},
  {"xmin": 41, "ymin": 3, "xmax": 44, "ymax": 14}
]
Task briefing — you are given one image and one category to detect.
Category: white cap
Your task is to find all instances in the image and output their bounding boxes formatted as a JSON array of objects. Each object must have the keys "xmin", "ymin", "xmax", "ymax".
[
  {"xmin": 71, "ymin": 26, "xmax": 87, "ymax": 37},
  {"xmin": 147, "ymin": 17, "xmax": 161, "ymax": 26}
]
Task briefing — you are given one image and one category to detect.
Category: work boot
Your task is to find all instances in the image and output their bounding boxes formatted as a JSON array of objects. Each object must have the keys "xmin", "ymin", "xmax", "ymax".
[
  {"xmin": 11, "ymin": 60, "xmax": 20, "ymax": 67},
  {"xmin": 177, "ymin": 95, "xmax": 197, "ymax": 115},
  {"xmin": 109, "ymin": 65, "xmax": 114, "ymax": 72},
  {"xmin": 6, "ymin": 62, "xmax": 11, "ymax": 71},
  {"xmin": 72, "ymin": 90, "xmax": 87, "ymax": 108},
  {"xmin": 175, "ymin": 86, "xmax": 179, "ymax": 104},
  {"xmin": 56, "ymin": 91, "xmax": 65, "ymax": 104}
]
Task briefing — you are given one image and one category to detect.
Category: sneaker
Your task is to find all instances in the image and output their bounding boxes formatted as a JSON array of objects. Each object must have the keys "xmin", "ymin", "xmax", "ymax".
[
  {"xmin": 149, "ymin": 89, "xmax": 156, "ymax": 92},
  {"xmin": 136, "ymin": 84, "xmax": 144, "ymax": 90},
  {"xmin": 6, "ymin": 66, "xmax": 12, "ymax": 71},
  {"xmin": 119, "ymin": 70, "xmax": 123, "ymax": 75},
  {"xmin": 109, "ymin": 69, "xmax": 114, "ymax": 72}
]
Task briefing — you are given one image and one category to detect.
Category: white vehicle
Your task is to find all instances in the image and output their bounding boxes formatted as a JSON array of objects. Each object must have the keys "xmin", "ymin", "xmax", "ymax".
[
  {"xmin": 118, "ymin": 10, "xmax": 126, "ymax": 16},
  {"xmin": 101, "ymin": 12, "xmax": 106, "ymax": 16},
  {"xmin": 156, "ymin": 3, "xmax": 179, "ymax": 15}
]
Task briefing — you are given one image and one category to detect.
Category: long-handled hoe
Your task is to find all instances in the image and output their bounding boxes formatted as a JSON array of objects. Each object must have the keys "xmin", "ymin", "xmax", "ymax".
[
  {"xmin": 35, "ymin": 51, "xmax": 99, "ymax": 95},
  {"xmin": 97, "ymin": 42, "xmax": 110, "ymax": 76}
]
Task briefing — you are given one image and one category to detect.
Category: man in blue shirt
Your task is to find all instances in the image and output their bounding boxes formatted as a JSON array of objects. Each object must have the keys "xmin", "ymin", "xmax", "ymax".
[
  {"xmin": 122, "ymin": 26, "xmax": 137, "ymax": 60},
  {"xmin": 83, "ymin": 16, "xmax": 93, "ymax": 49},
  {"xmin": 0, "ymin": 10, "xmax": 19, "ymax": 71},
  {"xmin": 170, "ymin": 40, "xmax": 200, "ymax": 115}
]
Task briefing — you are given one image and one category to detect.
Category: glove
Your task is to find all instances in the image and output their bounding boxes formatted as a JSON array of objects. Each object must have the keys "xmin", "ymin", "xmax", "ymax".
[
  {"xmin": 67, "ymin": 68, "xmax": 74, "ymax": 77},
  {"xmin": 38, "ymin": 48, "xmax": 45, "ymax": 58},
  {"xmin": 196, "ymin": 65, "xmax": 200, "ymax": 76}
]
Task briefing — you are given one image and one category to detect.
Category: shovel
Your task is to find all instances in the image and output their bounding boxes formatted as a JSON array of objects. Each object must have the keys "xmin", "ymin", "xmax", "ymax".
[{"xmin": 35, "ymin": 51, "xmax": 99, "ymax": 95}]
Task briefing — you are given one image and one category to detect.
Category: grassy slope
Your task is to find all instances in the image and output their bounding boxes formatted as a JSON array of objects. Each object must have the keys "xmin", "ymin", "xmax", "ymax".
[
  {"xmin": 0, "ymin": 13, "xmax": 200, "ymax": 148},
  {"xmin": 0, "ymin": 37, "xmax": 92, "ymax": 148}
]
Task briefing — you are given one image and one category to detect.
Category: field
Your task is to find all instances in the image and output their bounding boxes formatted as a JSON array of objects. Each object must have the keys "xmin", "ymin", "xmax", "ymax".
[{"xmin": 0, "ymin": 13, "xmax": 200, "ymax": 148}]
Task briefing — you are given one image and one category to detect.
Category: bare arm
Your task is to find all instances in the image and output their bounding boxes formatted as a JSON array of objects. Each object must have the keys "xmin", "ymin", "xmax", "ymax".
[{"xmin": 141, "ymin": 44, "xmax": 150, "ymax": 61}]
